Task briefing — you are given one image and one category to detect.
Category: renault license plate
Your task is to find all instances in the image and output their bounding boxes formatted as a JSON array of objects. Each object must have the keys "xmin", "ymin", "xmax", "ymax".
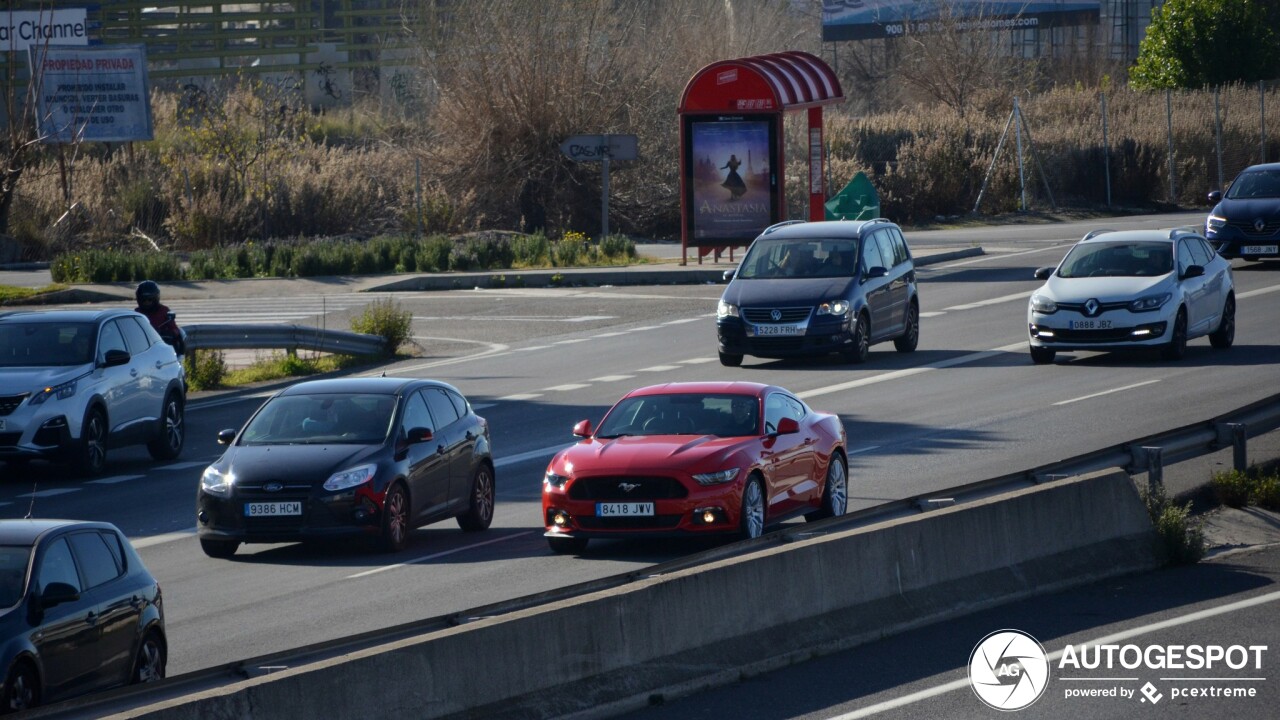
[
  {"xmin": 596, "ymin": 502, "xmax": 654, "ymax": 517},
  {"xmin": 749, "ymin": 324, "xmax": 804, "ymax": 337},
  {"xmin": 1241, "ymin": 245, "xmax": 1278, "ymax": 255},
  {"xmin": 1070, "ymin": 319, "xmax": 1112, "ymax": 330},
  {"xmin": 245, "ymin": 501, "xmax": 302, "ymax": 517}
]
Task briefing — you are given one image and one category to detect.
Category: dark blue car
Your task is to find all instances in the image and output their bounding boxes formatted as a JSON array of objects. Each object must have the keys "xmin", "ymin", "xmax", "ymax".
[
  {"xmin": 1206, "ymin": 163, "xmax": 1280, "ymax": 260},
  {"xmin": 716, "ymin": 219, "xmax": 920, "ymax": 366}
]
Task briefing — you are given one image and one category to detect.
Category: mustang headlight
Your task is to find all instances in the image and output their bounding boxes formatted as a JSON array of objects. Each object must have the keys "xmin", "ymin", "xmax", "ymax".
[
  {"xmin": 717, "ymin": 301, "xmax": 739, "ymax": 319},
  {"xmin": 1030, "ymin": 294, "xmax": 1058, "ymax": 314},
  {"xmin": 817, "ymin": 299, "xmax": 850, "ymax": 316},
  {"xmin": 1206, "ymin": 215, "xmax": 1227, "ymax": 231},
  {"xmin": 29, "ymin": 379, "xmax": 78, "ymax": 406},
  {"xmin": 323, "ymin": 464, "xmax": 377, "ymax": 492},
  {"xmin": 544, "ymin": 471, "xmax": 570, "ymax": 489},
  {"xmin": 692, "ymin": 468, "xmax": 740, "ymax": 486},
  {"xmin": 201, "ymin": 466, "xmax": 234, "ymax": 496},
  {"xmin": 1129, "ymin": 292, "xmax": 1172, "ymax": 313}
]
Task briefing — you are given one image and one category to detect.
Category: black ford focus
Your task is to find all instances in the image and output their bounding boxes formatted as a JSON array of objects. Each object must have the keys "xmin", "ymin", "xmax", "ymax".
[{"xmin": 196, "ymin": 378, "xmax": 495, "ymax": 557}]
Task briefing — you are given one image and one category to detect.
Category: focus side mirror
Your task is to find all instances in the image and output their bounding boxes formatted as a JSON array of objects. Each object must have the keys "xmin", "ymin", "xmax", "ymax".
[
  {"xmin": 406, "ymin": 427, "xmax": 434, "ymax": 444},
  {"xmin": 1033, "ymin": 266, "xmax": 1054, "ymax": 280},
  {"xmin": 572, "ymin": 420, "xmax": 593, "ymax": 438},
  {"xmin": 217, "ymin": 429, "xmax": 237, "ymax": 445},
  {"xmin": 1208, "ymin": 191, "xmax": 1222, "ymax": 203},
  {"xmin": 865, "ymin": 266, "xmax": 888, "ymax": 280},
  {"xmin": 40, "ymin": 582, "xmax": 80, "ymax": 609},
  {"xmin": 723, "ymin": 269, "xmax": 737, "ymax": 282}
]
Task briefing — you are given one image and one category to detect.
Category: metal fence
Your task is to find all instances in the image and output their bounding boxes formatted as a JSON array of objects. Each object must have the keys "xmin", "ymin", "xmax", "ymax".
[{"xmin": 183, "ymin": 323, "xmax": 386, "ymax": 356}]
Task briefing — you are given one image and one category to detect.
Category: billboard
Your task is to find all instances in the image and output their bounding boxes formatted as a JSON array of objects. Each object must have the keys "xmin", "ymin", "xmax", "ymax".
[
  {"xmin": 31, "ymin": 44, "xmax": 154, "ymax": 144},
  {"xmin": 683, "ymin": 115, "xmax": 780, "ymax": 247},
  {"xmin": 0, "ymin": 9, "xmax": 89, "ymax": 52},
  {"xmin": 822, "ymin": 0, "xmax": 1101, "ymax": 42}
]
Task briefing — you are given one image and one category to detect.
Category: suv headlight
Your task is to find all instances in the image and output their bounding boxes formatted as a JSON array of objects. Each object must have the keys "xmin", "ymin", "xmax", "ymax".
[
  {"xmin": 817, "ymin": 299, "xmax": 850, "ymax": 316},
  {"xmin": 692, "ymin": 468, "xmax": 740, "ymax": 486},
  {"xmin": 717, "ymin": 301, "xmax": 739, "ymax": 319},
  {"xmin": 1206, "ymin": 215, "xmax": 1227, "ymax": 231},
  {"xmin": 1030, "ymin": 294, "xmax": 1058, "ymax": 314},
  {"xmin": 201, "ymin": 466, "xmax": 233, "ymax": 496},
  {"xmin": 29, "ymin": 379, "xmax": 77, "ymax": 406},
  {"xmin": 544, "ymin": 471, "xmax": 570, "ymax": 489},
  {"xmin": 1129, "ymin": 293, "xmax": 1172, "ymax": 312},
  {"xmin": 323, "ymin": 464, "xmax": 376, "ymax": 492}
]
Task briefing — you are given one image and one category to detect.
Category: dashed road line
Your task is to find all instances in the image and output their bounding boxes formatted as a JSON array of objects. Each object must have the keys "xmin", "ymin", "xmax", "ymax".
[
  {"xmin": 155, "ymin": 461, "xmax": 210, "ymax": 471},
  {"xmin": 1053, "ymin": 379, "xmax": 1161, "ymax": 406},
  {"xmin": 679, "ymin": 357, "xmax": 717, "ymax": 364},
  {"xmin": 797, "ymin": 342, "xmax": 1027, "ymax": 400},
  {"xmin": 544, "ymin": 383, "xmax": 591, "ymax": 392},
  {"xmin": 640, "ymin": 365, "xmax": 681, "ymax": 372},
  {"xmin": 592, "ymin": 374, "xmax": 636, "ymax": 382},
  {"xmin": 18, "ymin": 488, "xmax": 78, "ymax": 498},
  {"xmin": 87, "ymin": 475, "xmax": 144, "ymax": 485},
  {"xmin": 346, "ymin": 531, "xmax": 536, "ymax": 579},
  {"xmin": 499, "ymin": 393, "xmax": 543, "ymax": 401}
]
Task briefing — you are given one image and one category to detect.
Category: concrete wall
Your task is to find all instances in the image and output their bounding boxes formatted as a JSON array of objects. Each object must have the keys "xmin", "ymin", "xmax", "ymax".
[{"xmin": 110, "ymin": 469, "xmax": 1159, "ymax": 720}]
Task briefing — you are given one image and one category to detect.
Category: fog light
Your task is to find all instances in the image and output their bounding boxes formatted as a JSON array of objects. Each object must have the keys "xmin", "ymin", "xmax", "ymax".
[
  {"xmin": 553, "ymin": 511, "xmax": 569, "ymax": 527},
  {"xmin": 693, "ymin": 507, "xmax": 725, "ymax": 525},
  {"xmin": 702, "ymin": 510, "xmax": 716, "ymax": 523}
]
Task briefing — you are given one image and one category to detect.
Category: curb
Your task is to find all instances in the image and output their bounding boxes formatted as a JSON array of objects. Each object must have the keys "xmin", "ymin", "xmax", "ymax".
[{"xmin": 0, "ymin": 287, "xmax": 128, "ymax": 306}]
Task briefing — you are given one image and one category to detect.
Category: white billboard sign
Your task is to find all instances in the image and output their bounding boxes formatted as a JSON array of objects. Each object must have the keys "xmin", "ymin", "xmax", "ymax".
[{"xmin": 0, "ymin": 9, "xmax": 89, "ymax": 51}]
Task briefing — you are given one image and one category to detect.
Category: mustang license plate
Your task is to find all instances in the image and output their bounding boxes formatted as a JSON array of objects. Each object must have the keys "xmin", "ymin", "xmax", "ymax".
[
  {"xmin": 1069, "ymin": 319, "xmax": 1112, "ymax": 330},
  {"xmin": 1241, "ymin": 245, "xmax": 1278, "ymax": 255},
  {"xmin": 748, "ymin": 324, "xmax": 804, "ymax": 337},
  {"xmin": 245, "ymin": 501, "xmax": 302, "ymax": 517},
  {"xmin": 596, "ymin": 502, "xmax": 654, "ymax": 517}
]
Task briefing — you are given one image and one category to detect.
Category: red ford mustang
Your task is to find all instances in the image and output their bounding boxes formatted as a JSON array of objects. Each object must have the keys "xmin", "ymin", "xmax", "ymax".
[{"xmin": 541, "ymin": 382, "xmax": 848, "ymax": 554}]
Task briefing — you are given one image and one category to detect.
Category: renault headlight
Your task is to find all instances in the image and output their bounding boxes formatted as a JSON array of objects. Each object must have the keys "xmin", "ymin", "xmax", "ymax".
[
  {"xmin": 1030, "ymin": 294, "xmax": 1058, "ymax": 314},
  {"xmin": 1206, "ymin": 215, "xmax": 1227, "ymax": 231},
  {"xmin": 1129, "ymin": 293, "xmax": 1172, "ymax": 313},
  {"xmin": 323, "ymin": 464, "xmax": 377, "ymax": 492},
  {"xmin": 817, "ymin": 300, "xmax": 850, "ymax": 316},
  {"xmin": 29, "ymin": 379, "xmax": 78, "ymax": 406},
  {"xmin": 201, "ymin": 466, "xmax": 233, "ymax": 496},
  {"xmin": 692, "ymin": 468, "xmax": 740, "ymax": 486},
  {"xmin": 717, "ymin": 301, "xmax": 739, "ymax": 319}
]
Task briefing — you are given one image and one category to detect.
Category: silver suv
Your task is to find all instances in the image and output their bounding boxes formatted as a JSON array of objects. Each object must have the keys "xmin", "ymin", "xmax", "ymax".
[{"xmin": 0, "ymin": 310, "xmax": 186, "ymax": 476}]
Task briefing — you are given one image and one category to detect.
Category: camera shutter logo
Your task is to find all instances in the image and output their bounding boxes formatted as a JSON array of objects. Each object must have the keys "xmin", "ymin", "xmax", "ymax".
[{"xmin": 969, "ymin": 630, "xmax": 1050, "ymax": 711}]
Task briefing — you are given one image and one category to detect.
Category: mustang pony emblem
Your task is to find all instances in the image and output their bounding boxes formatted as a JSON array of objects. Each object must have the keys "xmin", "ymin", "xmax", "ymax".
[{"xmin": 618, "ymin": 482, "xmax": 641, "ymax": 493}]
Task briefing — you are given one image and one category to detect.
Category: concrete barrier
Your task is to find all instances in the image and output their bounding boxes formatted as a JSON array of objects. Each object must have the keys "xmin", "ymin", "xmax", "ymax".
[{"xmin": 108, "ymin": 468, "xmax": 1157, "ymax": 720}]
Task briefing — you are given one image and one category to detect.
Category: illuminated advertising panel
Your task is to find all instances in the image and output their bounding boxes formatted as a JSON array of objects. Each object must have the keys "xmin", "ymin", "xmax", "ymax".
[
  {"xmin": 684, "ymin": 115, "xmax": 780, "ymax": 247},
  {"xmin": 822, "ymin": 1, "xmax": 1101, "ymax": 42}
]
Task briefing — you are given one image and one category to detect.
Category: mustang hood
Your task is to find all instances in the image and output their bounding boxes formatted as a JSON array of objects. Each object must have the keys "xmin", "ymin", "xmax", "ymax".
[
  {"xmin": 559, "ymin": 435, "xmax": 749, "ymax": 473},
  {"xmin": 223, "ymin": 444, "xmax": 381, "ymax": 483},
  {"xmin": 1043, "ymin": 274, "xmax": 1171, "ymax": 303},
  {"xmin": 722, "ymin": 277, "xmax": 855, "ymax": 308}
]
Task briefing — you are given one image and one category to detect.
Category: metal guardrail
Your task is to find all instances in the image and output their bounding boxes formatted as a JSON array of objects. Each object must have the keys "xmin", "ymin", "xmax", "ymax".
[
  {"xmin": 33, "ymin": 391, "xmax": 1280, "ymax": 719},
  {"xmin": 183, "ymin": 323, "xmax": 386, "ymax": 356}
]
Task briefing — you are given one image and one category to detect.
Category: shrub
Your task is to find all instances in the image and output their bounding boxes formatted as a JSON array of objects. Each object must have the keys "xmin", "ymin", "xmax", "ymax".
[
  {"xmin": 599, "ymin": 234, "xmax": 636, "ymax": 261},
  {"xmin": 184, "ymin": 349, "xmax": 227, "ymax": 391},
  {"xmin": 1250, "ymin": 473, "xmax": 1280, "ymax": 511},
  {"xmin": 512, "ymin": 232, "xmax": 551, "ymax": 267},
  {"xmin": 1211, "ymin": 469, "xmax": 1253, "ymax": 508},
  {"xmin": 1139, "ymin": 479, "xmax": 1205, "ymax": 565},
  {"xmin": 350, "ymin": 298, "xmax": 412, "ymax": 357}
]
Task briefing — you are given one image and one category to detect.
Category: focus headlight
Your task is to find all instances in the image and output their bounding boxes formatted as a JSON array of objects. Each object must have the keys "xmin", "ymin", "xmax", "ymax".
[
  {"xmin": 1206, "ymin": 215, "xmax": 1227, "ymax": 231},
  {"xmin": 323, "ymin": 464, "xmax": 377, "ymax": 492},
  {"xmin": 1129, "ymin": 293, "xmax": 1172, "ymax": 312},
  {"xmin": 544, "ymin": 471, "xmax": 570, "ymax": 489},
  {"xmin": 201, "ymin": 466, "xmax": 233, "ymax": 496},
  {"xmin": 817, "ymin": 299, "xmax": 850, "ymax": 316},
  {"xmin": 29, "ymin": 379, "xmax": 78, "ymax": 406},
  {"xmin": 717, "ymin": 301, "xmax": 739, "ymax": 319},
  {"xmin": 692, "ymin": 467, "xmax": 740, "ymax": 486},
  {"xmin": 1030, "ymin": 294, "xmax": 1058, "ymax": 314}
]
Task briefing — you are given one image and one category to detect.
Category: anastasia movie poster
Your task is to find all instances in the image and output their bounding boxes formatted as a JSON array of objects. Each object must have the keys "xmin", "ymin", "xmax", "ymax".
[{"xmin": 686, "ymin": 117, "xmax": 777, "ymax": 246}]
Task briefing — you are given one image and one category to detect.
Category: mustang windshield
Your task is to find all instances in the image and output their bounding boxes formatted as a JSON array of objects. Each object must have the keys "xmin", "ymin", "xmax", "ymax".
[
  {"xmin": 240, "ymin": 393, "xmax": 396, "ymax": 445},
  {"xmin": 1056, "ymin": 242, "xmax": 1174, "ymax": 278},
  {"xmin": 0, "ymin": 322, "xmax": 96, "ymax": 367},
  {"xmin": 596, "ymin": 394, "xmax": 759, "ymax": 437},
  {"xmin": 1225, "ymin": 169, "xmax": 1280, "ymax": 199},
  {"xmin": 736, "ymin": 238, "xmax": 858, "ymax": 280}
]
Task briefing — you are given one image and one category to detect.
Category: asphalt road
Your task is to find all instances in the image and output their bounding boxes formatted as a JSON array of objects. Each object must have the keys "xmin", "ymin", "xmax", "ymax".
[{"xmin": 2, "ymin": 211, "xmax": 1278, "ymax": 691}]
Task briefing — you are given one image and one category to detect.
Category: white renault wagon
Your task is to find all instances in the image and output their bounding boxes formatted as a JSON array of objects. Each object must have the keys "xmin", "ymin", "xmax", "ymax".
[{"xmin": 1027, "ymin": 228, "xmax": 1235, "ymax": 364}]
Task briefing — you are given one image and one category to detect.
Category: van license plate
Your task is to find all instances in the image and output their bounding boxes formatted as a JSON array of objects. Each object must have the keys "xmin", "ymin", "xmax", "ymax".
[{"xmin": 749, "ymin": 324, "xmax": 804, "ymax": 337}]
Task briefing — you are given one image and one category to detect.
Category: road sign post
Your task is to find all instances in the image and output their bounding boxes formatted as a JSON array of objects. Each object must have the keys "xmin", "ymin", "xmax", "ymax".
[{"xmin": 560, "ymin": 134, "xmax": 637, "ymax": 242}]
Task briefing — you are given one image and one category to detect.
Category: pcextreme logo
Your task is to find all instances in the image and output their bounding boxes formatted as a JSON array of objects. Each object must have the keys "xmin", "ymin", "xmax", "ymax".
[{"xmin": 969, "ymin": 630, "xmax": 1051, "ymax": 711}]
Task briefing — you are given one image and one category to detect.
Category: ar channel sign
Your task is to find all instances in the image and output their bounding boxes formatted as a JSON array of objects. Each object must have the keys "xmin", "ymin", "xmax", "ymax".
[{"xmin": 31, "ymin": 45, "xmax": 154, "ymax": 144}]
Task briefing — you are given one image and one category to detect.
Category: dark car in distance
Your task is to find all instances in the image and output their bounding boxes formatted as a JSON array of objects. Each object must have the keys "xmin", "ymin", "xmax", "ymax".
[
  {"xmin": 197, "ymin": 377, "xmax": 495, "ymax": 557},
  {"xmin": 716, "ymin": 219, "xmax": 920, "ymax": 366},
  {"xmin": 1206, "ymin": 162, "xmax": 1280, "ymax": 260},
  {"xmin": 0, "ymin": 519, "xmax": 166, "ymax": 713}
]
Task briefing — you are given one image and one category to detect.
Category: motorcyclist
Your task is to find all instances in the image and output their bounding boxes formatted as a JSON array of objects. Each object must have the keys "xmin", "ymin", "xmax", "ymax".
[{"xmin": 134, "ymin": 280, "xmax": 184, "ymax": 353}]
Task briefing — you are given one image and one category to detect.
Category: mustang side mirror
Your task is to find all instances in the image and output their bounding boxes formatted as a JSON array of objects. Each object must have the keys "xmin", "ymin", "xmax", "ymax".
[
  {"xmin": 1207, "ymin": 190, "xmax": 1222, "ymax": 203},
  {"xmin": 1181, "ymin": 264, "xmax": 1205, "ymax": 280},
  {"xmin": 1033, "ymin": 266, "xmax": 1054, "ymax": 280},
  {"xmin": 217, "ymin": 429, "xmax": 237, "ymax": 445},
  {"xmin": 572, "ymin": 420, "xmax": 593, "ymax": 438},
  {"xmin": 774, "ymin": 417, "xmax": 800, "ymax": 436}
]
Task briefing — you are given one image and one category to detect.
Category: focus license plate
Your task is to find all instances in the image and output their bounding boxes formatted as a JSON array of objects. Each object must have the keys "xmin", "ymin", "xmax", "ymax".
[
  {"xmin": 1241, "ymin": 245, "xmax": 1278, "ymax": 255},
  {"xmin": 749, "ymin": 324, "xmax": 804, "ymax": 337},
  {"xmin": 1069, "ymin": 319, "xmax": 1112, "ymax": 330},
  {"xmin": 596, "ymin": 502, "xmax": 654, "ymax": 517},
  {"xmin": 245, "ymin": 502, "xmax": 302, "ymax": 517}
]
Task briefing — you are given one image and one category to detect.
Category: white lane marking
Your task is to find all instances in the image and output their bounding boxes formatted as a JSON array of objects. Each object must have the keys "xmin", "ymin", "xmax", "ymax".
[
  {"xmin": 1238, "ymin": 283, "xmax": 1280, "ymax": 299},
  {"xmin": 411, "ymin": 315, "xmax": 614, "ymax": 322},
  {"xmin": 1053, "ymin": 379, "xmax": 1162, "ymax": 406},
  {"xmin": 594, "ymin": 332, "xmax": 627, "ymax": 338},
  {"xmin": 87, "ymin": 475, "xmax": 144, "ymax": 485},
  {"xmin": 17, "ymin": 488, "xmax": 78, "ymax": 498},
  {"xmin": 387, "ymin": 338, "xmax": 510, "ymax": 374},
  {"xmin": 848, "ymin": 445, "xmax": 879, "ymax": 456},
  {"xmin": 190, "ymin": 389, "xmax": 277, "ymax": 411},
  {"xmin": 346, "ymin": 531, "xmax": 535, "ymax": 579},
  {"xmin": 640, "ymin": 365, "xmax": 681, "ymax": 372},
  {"xmin": 553, "ymin": 338, "xmax": 588, "ymax": 344},
  {"xmin": 829, "ymin": 589, "xmax": 1280, "ymax": 719},
  {"xmin": 496, "ymin": 443, "xmax": 573, "ymax": 468},
  {"xmin": 514, "ymin": 346, "xmax": 549, "ymax": 352},
  {"xmin": 564, "ymin": 316, "xmax": 614, "ymax": 322},
  {"xmin": 155, "ymin": 461, "xmax": 210, "ymax": 471},
  {"xmin": 592, "ymin": 374, "xmax": 635, "ymax": 382},
  {"xmin": 797, "ymin": 342, "xmax": 1027, "ymax": 400},
  {"xmin": 919, "ymin": 311, "xmax": 946, "ymax": 318},
  {"xmin": 470, "ymin": 403, "xmax": 495, "ymax": 411},
  {"xmin": 131, "ymin": 529, "xmax": 197, "ymax": 549},
  {"xmin": 499, "ymin": 393, "xmax": 543, "ymax": 401},
  {"xmin": 664, "ymin": 318, "xmax": 700, "ymax": 325},
  {"xmin": 679, "ymin": 358, "xmax": 717, "ymax": 364},
  {"xmin": 932, "ymin": 242, "xmax": 1073, "ymax": 269},
  {"xmin": 631, "ymin": 326, "xmax": 661, "ymax": 332},
  {"xmin": 544, "ymin": 383, "xmax": 590, "ymax": 392},
  {"xmin": 942, "ymin": 291, "xmax": 1032, "ymax": 312}
]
